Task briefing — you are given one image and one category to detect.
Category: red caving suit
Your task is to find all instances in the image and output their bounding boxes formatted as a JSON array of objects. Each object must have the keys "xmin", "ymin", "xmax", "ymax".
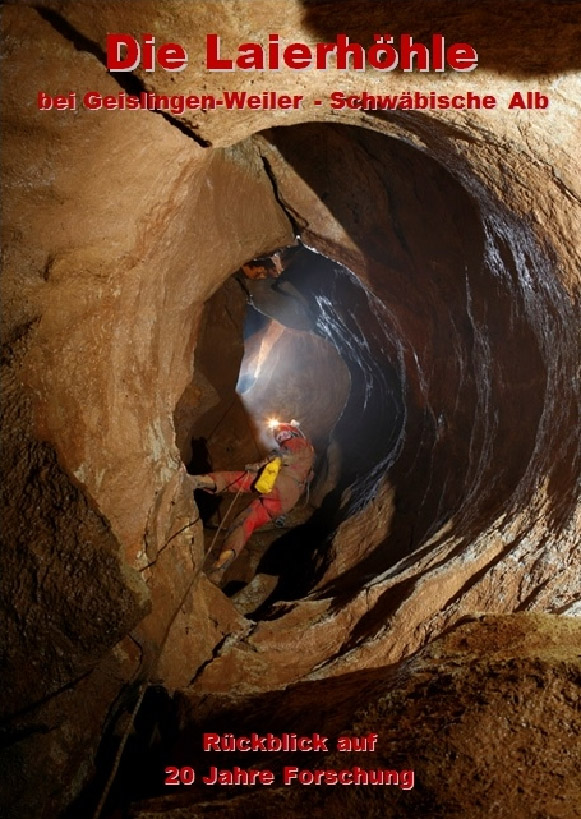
[{"xmin": 209, "ymin": 435, "xmax": 315, "ymax": 559}]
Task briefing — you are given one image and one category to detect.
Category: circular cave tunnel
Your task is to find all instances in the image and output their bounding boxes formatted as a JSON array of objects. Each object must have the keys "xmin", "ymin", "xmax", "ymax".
[
  {"xmin": 66, "ymin": 121, "xmax": 580, "ymax": 819},
  {"xmin": 171, "ymin": 122, "xmax": 573, "ymax": 616}
]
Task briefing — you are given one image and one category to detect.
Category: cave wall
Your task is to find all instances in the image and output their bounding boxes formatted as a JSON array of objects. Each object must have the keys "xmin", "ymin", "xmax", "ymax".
[
  {"xmin": 173, "ymin": 277, "xmax": 254, "ymax": 472},
  {"xmin": 1, "ymin": 6, "xmax": 293, "ymax": 815},
  {"xmin": 3, "ymin": 7, "xmax": 292, "ymax": 558},
  {"xmin": 1, "ymin": 2, "xmax": 580, "ymax": 817}
]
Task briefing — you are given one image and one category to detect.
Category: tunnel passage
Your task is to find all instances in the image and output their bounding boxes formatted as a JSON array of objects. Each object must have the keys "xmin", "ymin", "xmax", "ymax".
[
  {"xmin": 172, "ymin": 121, "xmax": 580, "ymax": 711},
  {"xmin": 176, "ymin": 123, "xmax": 557, "ymax": 614},
  {"xmin": 175, "ymin": 245, "xmax": 409, "ymax": 604}
]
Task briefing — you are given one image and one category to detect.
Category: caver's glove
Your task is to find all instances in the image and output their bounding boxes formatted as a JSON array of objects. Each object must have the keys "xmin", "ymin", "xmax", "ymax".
[{"xmin": 190, "ymin": 475, "xmax": 216, "ymax": 491}]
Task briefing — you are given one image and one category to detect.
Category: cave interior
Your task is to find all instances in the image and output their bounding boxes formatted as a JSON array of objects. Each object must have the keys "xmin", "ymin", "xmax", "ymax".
[{"xmin": 1, "ymin": 4, "xmax": 580, "ymax": 818}]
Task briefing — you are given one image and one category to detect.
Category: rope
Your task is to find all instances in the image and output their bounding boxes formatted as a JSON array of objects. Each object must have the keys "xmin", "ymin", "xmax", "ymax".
[
  {"xmin": 94, "ymin": 456, "xmax": 307, "ymax": 815},
  {"xmin": 92, "ymin": 509, "xmax": 202, "ymax": 818},
  {"xmin": 92, "ymin": 481, "xmax": 214, "ymax": 816},
  {"xmin": 207, "ymin": 481, "xmax": 245, "ymax": 556},
  {"xmin": 92, "ymin": 465, "xmax": 261, "ymax": 815},
  {"xmin": 92, "ymin": 682, "xmax": 147, "ymax": 819},
  {"xmin": 92, "ymin": 459, "xmax": 312, "ymax": 814}
]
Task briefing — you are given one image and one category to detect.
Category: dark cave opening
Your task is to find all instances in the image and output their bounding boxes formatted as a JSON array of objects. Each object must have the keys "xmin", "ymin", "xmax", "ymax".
[{"xmin": 177, "ymin": 243, "xmax": 406, "ymax": 609}]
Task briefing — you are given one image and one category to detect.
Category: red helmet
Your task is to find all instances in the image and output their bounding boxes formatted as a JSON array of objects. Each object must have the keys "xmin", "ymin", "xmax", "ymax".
[{"xmin": 273, "ymin": 420, "xmax": 304, "ymax": 445}]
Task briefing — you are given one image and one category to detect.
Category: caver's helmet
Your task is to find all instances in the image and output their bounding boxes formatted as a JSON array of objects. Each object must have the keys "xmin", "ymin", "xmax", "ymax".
[{"xmin": 273, "ymin": 419, "xmax": 305, "ymax": 446}]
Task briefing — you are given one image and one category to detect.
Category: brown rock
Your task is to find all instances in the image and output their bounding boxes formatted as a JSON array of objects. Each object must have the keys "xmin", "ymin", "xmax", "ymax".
[
  {"xmin": 1, "ymin": 3, "xmax": 580, "ymax": 817},
  {"xmin": 131, "ymin": 615, "xmax": 581, "ymax": 819}
]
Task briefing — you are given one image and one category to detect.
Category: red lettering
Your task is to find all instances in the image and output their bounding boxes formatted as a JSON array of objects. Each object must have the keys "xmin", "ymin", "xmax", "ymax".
[
  {"xmin": 335, "ymin": 33, "xmax": 365, "ymax": 70},
  {"xmin": 223, "ymin": 91, "xmax": 245, "ymax": 109},
  {"xmin": 141, "ymin": 33, "xmax": 155, "ymax": 72},
  {"xmin": 330, "ymin": 91, "xmax": 346, "ymax": 109},
  {"xmin": 237, "ymin": 43, "xmax": 264, "ymax": 70},
  {"xmin": 265, "ymin": 734, "xmax": 280, "ymax": 751},
  {"xmin": 312, "ymin": 734, "xmax": 329, "ymax": 751},
  {"xmin": 401, "ymin": 770, "xmax": 415, "ymax": 790},
  {"xmin": 284, "ymin": 766, "xmax": 298, "ymax": 784},
  {"xmin": 83, "ymin": 91, "xmax": 103, "ymax": 110},
  {"xmin": 447, "ymin": 43, "xmax": 478, "ymax": 72},
  {"xmin": 106, "ymin": 33, "xmax": 140, "ymax": 72},
  {"xmin": 200, "ymin": 33, "xmax": 480, "ymax": 74},
  {"xmin": 268, "ymin": 33, "xmax": 280, "ymax": 69},
  {"xmin": 165, "ymin": 766, "xmax": 180, "ymax": 786},
  {"xmin": 283, "ymin": 43, "xmax": 312, "ymax": 69},
  {"xmin": 400, "ymin": 34, "xmax": 430, "ymax": 72},
  {"xmin": 206, "ymin": 34, "xmax": 233, "ymax": 71},
  {"xmin": 368, "ymin": 35, "xmax": 398, "ymax": 71},
  {"xmin": 158, "ymin": 42, "xmax": 188, "ymax": 71},
  {"xmin": 37, "ymin": 92, "xmax": 53, "ymax": 110},
  {"xmin": 180, "ymin": 766, "xmax": 195, "ymax": 785},
  {"xmin": 367, "ymin": 732, "xmax": 379, "ymax": 751},
  {"xmin": 314, "ymin": 41, "xmax": 336, "ymax": 69},
  {"xmin": 203, "ymin": 732, "xmax": 220, "ymax": 751},
  {"xmin": 508, "ymin": 91, "xmax": 526, "ymax": 109},
  {"xmin": 106, "ymin": 33, "xmax": 188, "ymax": 72},
  {"xmin": 432, "ymin": 33, "xmax": 445, "ymax": 71},
  {"xmin": 535, "ymin": 92, "xmax": 549, "ymax": 109}
]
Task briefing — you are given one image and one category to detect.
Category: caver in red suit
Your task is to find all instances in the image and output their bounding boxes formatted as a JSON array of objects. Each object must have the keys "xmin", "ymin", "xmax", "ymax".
[{"xmin": 192, "ymin": 421, "xmax": 314, "ymax": 574}]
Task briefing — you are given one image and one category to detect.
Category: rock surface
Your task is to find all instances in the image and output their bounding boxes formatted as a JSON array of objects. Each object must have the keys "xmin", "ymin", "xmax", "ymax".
[
  {"xmin": 1, "ymin": 2, "xmax": 579, "ymax": 817},
  {"xmin": 130, "ymin": 614, "xmax": 581, "ymax": 819}
]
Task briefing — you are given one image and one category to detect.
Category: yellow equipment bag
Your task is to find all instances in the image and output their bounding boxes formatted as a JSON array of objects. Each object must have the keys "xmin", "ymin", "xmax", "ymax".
[{"xmin": 255, "ymin": 457, "xmax": 282, "ymax": 494}]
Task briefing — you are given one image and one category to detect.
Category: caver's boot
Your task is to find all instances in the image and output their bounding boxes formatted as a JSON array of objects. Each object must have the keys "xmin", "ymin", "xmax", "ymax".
[{"xmin": 207, "ymin": 548, "xmax": 236, "ymax": 583}]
